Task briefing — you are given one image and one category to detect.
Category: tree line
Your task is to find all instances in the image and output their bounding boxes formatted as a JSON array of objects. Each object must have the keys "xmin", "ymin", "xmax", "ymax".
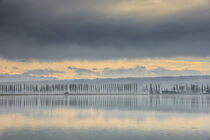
[
  {"xmin": 0, "ymin": 83, "xmax": 138, "ymax": 94},
  {"xmin": 143, "ymin": 83, "xmax": 210, "ymax": 94}
]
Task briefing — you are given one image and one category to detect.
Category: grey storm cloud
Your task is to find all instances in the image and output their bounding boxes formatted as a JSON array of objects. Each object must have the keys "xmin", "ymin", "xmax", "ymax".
[
  {"xmin": 24, "ymin": 69, "xmax": 64, "ymax": 76},
  {"xmin": 0, "ymin": 74, "xmax": 56, "ymax": 82},
  {"xmin": 0, "ymin": 0, "xmax": 210, "ymax": 60},
  {"xmin": 102, "ymin": 66, "xmax": 150, "ymax": 77},
  {"xmin": 68, "ymin": 66, "xmax": 100, "ymax": 76},
  {"xmin": 151, "ymin": 67, "xmax": 201, "ymax": 77},
  {"xmin": 102, "ymin": 66, "xmax": 202, "ymax": 78}
]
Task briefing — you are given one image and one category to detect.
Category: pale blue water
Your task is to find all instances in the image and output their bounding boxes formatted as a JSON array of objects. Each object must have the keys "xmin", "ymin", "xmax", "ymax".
[{"xmin": 0, "ymin": 95, "xmax": 210, "ymax": 140}]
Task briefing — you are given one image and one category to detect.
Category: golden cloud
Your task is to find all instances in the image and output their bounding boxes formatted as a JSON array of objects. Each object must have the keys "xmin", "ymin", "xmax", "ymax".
[
  {"xmin": 0, "ymin": 57, "xmax": 210, "ymax": 79},
  {"xmin": 108, "ymin": 0, "xmax": 209, "ymax": 17}
]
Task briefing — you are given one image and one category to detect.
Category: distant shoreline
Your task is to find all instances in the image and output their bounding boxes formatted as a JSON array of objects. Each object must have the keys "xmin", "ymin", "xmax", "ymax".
[{"xmin": 0, "ymin": 93, "xmax": 209, "ymax": 96}]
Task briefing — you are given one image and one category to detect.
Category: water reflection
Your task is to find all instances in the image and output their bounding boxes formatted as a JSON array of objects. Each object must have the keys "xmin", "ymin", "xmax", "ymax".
[
  {"xmin": 1, "ymin": 108, "xmax": 210, "ymax": 132},
  {"xmin": 1, "ymin": 95, "xmax": 210, "ymax": 112},
  {"xmin": 0, "ymin": 95, "xmax": 210, "ymax": 140}
]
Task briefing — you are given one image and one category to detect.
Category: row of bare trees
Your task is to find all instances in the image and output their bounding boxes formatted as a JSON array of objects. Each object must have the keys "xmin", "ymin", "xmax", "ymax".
[
  {"xmin": 0, "ymin": 83, "xmax": 138, "ymax": 94},
  {"xmin": 143, "ymin": 84, "xmax": 210, "ymax": 94}
]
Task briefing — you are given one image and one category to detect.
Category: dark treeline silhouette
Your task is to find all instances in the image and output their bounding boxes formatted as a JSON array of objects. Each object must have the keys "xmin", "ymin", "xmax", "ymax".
[
  {"xmin": 143, "ymin": 83, "xmax": 210, "ymax": 94},
  {"xmin": 1, "ymin": 82, "xmax": 210, "ymax": 95},
  {"xmin": 0, "ymin": 83, "xmax": 138, "ymax": 94}
]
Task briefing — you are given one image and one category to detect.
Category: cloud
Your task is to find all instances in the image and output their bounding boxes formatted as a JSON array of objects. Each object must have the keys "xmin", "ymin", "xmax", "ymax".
[
  {"xmin": 101, "ymin": 66, "xmax": 202, "ymax": 78},
  {"xmin": 102, "ymin": 66, "xmax": 150, "ymax": 78},
  {"xmin": 0, "ymin": 58, "xmax": 209, "ymax": 80},
  {"xmin": 0, "ymin": 0, "xmax": 210, "ymax": 60},
  {"xmin": 68, "ymin": 66, "xmax": 100, "ymax": 76},
  {"xmin": 151, "ymin": 67, "xmax": 201, "ymax": 77},
  {"xmin": 0, "ymin": 65, "xmax": 205, "ymax": 81},
  {"xmin": 68, "ymin": 66, "xmax": 100, "ymax": 77},
  {"xmin": 24, "ymin": 69, "xmax": 64, "ymax": 76},
  {"xmin": 67, "ymin": 66, "xmax": 77, "ymax": 70},
  {"xmin": 0, "ymin": 69, "xmax": 62, "ymax": 82}
]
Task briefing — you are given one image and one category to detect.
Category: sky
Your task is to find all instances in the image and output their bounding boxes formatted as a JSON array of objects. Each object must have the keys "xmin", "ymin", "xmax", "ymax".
[{"xmin": 0, "ymin": 0, "xmax": 210, "ymax": 80}]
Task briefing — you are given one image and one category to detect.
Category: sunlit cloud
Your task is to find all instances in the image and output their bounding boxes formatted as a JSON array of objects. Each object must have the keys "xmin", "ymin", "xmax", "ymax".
[
  {"xmin": 108, "ymin": 0, "xmax": 209, "ymax": 17},
  {"xmin": 0, "ymin": 57, "xmax": 210, "ymax": 80}
]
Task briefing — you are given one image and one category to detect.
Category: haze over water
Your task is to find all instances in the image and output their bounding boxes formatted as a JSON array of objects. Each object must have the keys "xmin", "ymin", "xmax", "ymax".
[
  {"xmin": 0, "ymin": 95, "xmax": 210, "ymax": 140},
  {"xmin": 1, "ymin": 0, "xmax": 210, "ymax": 139}
]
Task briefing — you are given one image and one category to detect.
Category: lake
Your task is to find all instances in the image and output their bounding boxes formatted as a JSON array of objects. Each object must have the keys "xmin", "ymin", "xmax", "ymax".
[{"xmin": 0, "ymin": 94, "xmax": 210, "ymax": 140}]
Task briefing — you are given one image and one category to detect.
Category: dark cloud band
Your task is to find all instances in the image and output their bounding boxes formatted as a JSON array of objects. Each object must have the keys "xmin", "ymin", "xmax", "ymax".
[{"xmin": 0, "ymin": 0, "xmax": 210, "ymax": 60}]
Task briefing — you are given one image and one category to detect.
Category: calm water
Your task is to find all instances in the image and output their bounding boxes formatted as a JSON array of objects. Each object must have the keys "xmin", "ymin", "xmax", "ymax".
[{"xmin": 0, "ymin": 95, "xmax": 210, "ymax": 140}]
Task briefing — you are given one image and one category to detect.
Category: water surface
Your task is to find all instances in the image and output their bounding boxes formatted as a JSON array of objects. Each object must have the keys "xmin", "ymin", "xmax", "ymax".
[{"xmin": 0, "ymin": 95, "xmax": 210, "ymax": 140}]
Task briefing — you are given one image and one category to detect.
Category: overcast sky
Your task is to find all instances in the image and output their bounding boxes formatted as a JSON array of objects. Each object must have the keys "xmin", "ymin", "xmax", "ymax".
[
  {"xmin": 1, "ymin": 0, "xmax": 210, "ymax": 60},
  {"xmin": 0, "ymin": 0, "xmax": 210, "ymax": 80}
]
